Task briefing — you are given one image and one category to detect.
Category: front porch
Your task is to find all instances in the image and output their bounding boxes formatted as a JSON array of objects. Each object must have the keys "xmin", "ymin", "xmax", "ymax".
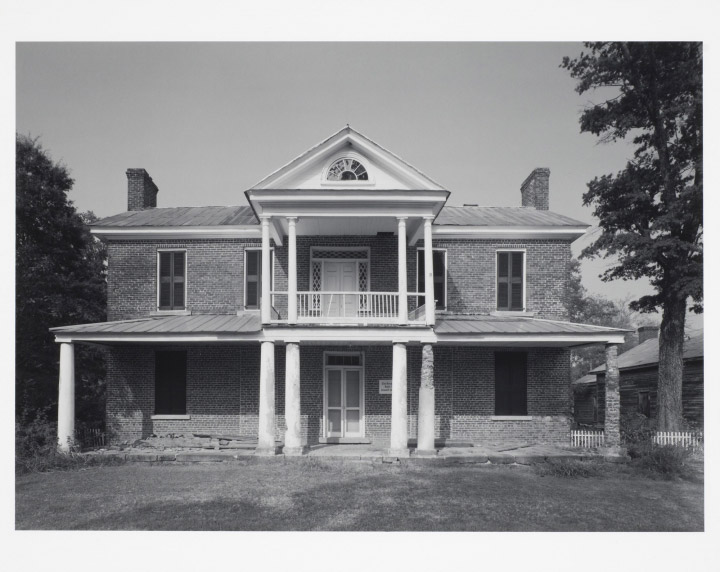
[{"xmin": 51, "ymin": 315, "xmax": 628, "ymax": 457}]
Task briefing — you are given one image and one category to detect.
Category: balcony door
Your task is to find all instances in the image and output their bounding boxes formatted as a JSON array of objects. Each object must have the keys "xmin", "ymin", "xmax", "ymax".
[{"xmin": 322, "ymin": 261, "xmax": 358, "ymax": 317}]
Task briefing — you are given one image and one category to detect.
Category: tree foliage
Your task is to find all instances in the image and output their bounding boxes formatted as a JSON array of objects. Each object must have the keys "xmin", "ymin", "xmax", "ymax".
[
  {"xmin": 564, "ymin": 259, "xmax": 657, "ymax": 380},
  {"xmin": 16, "ymin": 135, "xmax": 107, "ymax": 426},
  {"xmin": 562, "ymin": 43, "xmax": 702, "ymax": 430}
]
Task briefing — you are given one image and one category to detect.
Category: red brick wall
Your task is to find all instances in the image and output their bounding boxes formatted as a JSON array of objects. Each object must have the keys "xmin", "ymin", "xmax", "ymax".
[
  {"xmin": 106, "ymin": 239, "xmax": 260, "ymax": 320},
  {"xmin": 106, "ymin": 344, "xmax": 572, "ymax": 446},
  {"xmin": 415, "ymin": 238, "xmax": 572, "ymax": 319},
  {"xmin": 106, "ymin": 235, "xmax": 572, "ymax": 321}
]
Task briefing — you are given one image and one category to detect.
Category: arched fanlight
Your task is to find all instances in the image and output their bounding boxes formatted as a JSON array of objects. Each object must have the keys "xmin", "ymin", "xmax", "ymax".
[{"xmin": 326, "ymin": 158, "xmax": 369, "ymax": 181}]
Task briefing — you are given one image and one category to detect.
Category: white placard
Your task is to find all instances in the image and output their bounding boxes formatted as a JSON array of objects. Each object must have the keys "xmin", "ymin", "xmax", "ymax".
[{"xmin": 379, "ymin": 379, "xmax": 392, "ymax": 394}]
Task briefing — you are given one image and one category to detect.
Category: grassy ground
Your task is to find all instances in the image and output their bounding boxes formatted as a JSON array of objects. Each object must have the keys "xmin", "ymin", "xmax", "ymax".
[{"xmin": 15, "ymin": 460, "xmax": 703, "ymax": 531}]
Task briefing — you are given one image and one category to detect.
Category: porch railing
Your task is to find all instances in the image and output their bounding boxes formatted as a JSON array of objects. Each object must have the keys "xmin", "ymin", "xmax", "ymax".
[{"xmin": 270, "ymin": 291, "xmax": 424, "ymax": 324}]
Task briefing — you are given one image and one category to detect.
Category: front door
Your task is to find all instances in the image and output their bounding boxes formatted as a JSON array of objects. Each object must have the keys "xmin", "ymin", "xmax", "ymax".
[
  {"xmin": 325, "ymin": 363, "xmax": 364, "ymax": 438},
  {"xmin": 322, "ymin": 261, "xmax": 358, "ymax": 317}
]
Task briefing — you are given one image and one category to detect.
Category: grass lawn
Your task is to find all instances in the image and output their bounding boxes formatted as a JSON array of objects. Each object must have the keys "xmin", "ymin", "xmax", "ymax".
[{"xmin": 15, "ymin": 460, "xmax": 703, "ymax": 531}]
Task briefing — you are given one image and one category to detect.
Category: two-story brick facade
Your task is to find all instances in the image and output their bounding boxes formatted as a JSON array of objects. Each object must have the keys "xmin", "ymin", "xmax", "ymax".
[{"xmin": 52, "ymin": 127, "xmax": 627, "ymax": 456}]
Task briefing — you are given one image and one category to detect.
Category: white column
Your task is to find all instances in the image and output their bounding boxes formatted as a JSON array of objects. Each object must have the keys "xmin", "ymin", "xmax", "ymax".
[
  {"xmin": 57, "ymin": 342, "xmax": 75, "ymax": 452},
  {"xmin": 397, "ymin": 217, "xmax": 408, "ymax": 324},
  {"xmin": 256, "ymin": 341, "xmax": 277, "ymax": 455},
  {"xmin": 283, "ymin": 342, "xmax": 304, "ymax": 455},
  {"xmin": 389, "ymin": 342, "xmax": 409, "ymax": 456},
  {"xmin": 423, "ymin": 217, "xmax": 435, "ymax": 326},
  {"xmin": 260, "ymin": 216, "xmax": 272, "ymax": 324},
  {"xmin": 417, "ymin": 344, "xmax": 436, "ymax": 455},
  {"xmin": 287, "ymin": 217, "xmax": 298, "ymax": 324}
]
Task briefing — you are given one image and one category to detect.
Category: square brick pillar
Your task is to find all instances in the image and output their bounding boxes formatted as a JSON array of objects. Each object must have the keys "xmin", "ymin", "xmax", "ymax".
[{"xmin": 604, "ymin": 343, "xmax": 622, "ymax": 450}]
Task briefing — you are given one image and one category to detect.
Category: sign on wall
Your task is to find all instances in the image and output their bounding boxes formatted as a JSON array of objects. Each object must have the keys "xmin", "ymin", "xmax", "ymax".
[{"xmin": 379, "ymin": 379, "xmax": 392, "ymax": 394}]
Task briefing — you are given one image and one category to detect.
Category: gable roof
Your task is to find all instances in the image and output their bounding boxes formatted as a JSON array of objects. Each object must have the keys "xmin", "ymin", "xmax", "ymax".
[
  {"xmin": 436, "ymin": 206, "xmax": 588, "ymax": 227},
  {"xmin": 249, "ymin": 125, "xmax": 447, "ymax": 191},
  {"xmin": 590, "ymin": 332, "xmax": 704, "ymax": 374},
  {"xmin": 93, "ymin": 206, "xmax": 257, "ymax": 227}
]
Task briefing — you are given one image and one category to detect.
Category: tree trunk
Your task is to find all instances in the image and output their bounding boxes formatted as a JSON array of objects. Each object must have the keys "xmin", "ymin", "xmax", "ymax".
[{"xmin": 656, "ymin": 296, "xmax": 686, "ymax": 431}]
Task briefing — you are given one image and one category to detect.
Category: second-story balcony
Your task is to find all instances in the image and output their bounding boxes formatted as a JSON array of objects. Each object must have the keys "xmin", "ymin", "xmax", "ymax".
[{"xmin": 269, "ymin": 291, "xmax": 427, "ymax": 326}]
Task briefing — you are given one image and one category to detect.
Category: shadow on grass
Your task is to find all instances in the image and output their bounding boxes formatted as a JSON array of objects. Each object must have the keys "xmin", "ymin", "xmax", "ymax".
[{"xmin": 17, "ymin": 463, "xmax": 704, "ymax": 532}]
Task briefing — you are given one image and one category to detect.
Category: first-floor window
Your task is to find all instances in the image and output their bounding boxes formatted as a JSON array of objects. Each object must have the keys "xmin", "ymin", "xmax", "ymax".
[
  {"xmin": 417, "ymin": 248, "xmax": 447, "ymax": 310},
  {"xmin": 158, "ymin": 251, "xmax": 186, "ymax": 310},
  {"xmin": 494, "ymin": 351, "xmax": 528, "ymax": 415},
  {"xmin": 155, "ymin": 351, "xmax": 187, "ymax": 414},
  {"xmin": 637, "ymin": 390, "xmax": 650, "ymax": 416}
]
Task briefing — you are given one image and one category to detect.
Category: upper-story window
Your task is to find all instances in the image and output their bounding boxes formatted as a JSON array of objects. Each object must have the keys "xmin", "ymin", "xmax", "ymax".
[
  {"xmin": 244, "ymin": 248, "xmax": 274, "ymax": 309},
  {"xmin": 326, "ymin": 158, "xmax": 369, "ymax": 181},
  {"xmin": 417, "ymin": 248, "xmax": 447, "ymax": 310},
  {"xmin": 497, "ymin": 250, "xmax": 525, "ymax": 311},
  {"xmin": 158, "ymin": 250, "xmax": 186, "ymax": 311}
]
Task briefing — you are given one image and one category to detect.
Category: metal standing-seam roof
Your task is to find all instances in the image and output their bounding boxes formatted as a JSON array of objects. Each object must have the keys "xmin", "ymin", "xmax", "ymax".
[
  {"xmin": 434, "ymin": 315, "xmax": 625, "ymax": 336},
  {"xmin": 91, "ymin": 204, "xmax": 588, "ymax": 230},
  {"xmin": 435, "ymin": 206, "xmax": 588, "ymax": 227},
  {"xmin": 50, "ymin": 313, "xmax": 262, "ymax": 335},
  {"xmin": 590, "ymin": 333, "xmax": 704, "ymax": 374},
  {"xmin": 93, "ymin": 206, "xmax": 258, "ymax": 227}
]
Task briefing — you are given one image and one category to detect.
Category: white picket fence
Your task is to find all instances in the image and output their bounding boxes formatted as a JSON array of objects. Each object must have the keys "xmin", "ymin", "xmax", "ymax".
[
  {"xmin": 571, "ymin": 430, "xmax": 605, "ymax": 448},
  {"xmin": 653, "ymin": 431, "xmax": 703, "ymax": 449}
]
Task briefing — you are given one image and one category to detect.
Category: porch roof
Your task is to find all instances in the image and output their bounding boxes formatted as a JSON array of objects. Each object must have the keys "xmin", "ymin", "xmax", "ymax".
[
  {"xmin": 50, "ymin": 313, "xmax": 262, "ymax": 336},
  {"xmin": 51, "ymin": 313, "xmax": 626, "ymax": 346},
  {"xmin": 434, "ymin": 315, "xmax": 627, "ymax": 336}
]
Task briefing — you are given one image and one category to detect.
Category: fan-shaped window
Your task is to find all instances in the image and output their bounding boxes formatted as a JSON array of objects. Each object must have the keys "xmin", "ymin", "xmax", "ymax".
[{"xmin": 327, "ymin": 158, "xmax": 369, "ymax": 181}]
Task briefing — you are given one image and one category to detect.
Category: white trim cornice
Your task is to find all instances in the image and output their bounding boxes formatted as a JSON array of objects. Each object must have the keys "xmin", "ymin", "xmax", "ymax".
[
  {"xmin": 90, "ymin": 226, "xmax": 261, "ymax": 240},
  {"xmin": 432, "ymin": 226, "xmax": 588, "ymax": 241}
]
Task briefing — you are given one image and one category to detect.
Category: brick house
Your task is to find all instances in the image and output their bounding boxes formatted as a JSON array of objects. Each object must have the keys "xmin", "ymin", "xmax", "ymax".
[
  {"xmin": 52, "ymin": 126, "xmax": 627, "ymax": 456},
  {"xmin": 574, "ymin": 328, "xmax": 703, "ymax": 429}
]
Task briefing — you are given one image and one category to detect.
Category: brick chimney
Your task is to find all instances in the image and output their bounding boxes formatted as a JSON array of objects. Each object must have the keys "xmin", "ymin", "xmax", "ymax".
[
  {"xmin": 520, "ymin": 168, "xmax": 550, "ymax": 210},
  {"xmin": 126, "ymin": 168, "xmax": 159, "ymax": 211},
  {"xmin": 637, "ymin": 325, "xmax": 660, "ymax": 344}
]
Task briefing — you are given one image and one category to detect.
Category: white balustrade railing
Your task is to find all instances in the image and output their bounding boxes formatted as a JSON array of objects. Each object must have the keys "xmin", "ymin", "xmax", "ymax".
[{"xmin": 269, "ymin": 291, "xmax": 423, "ymax": 323}]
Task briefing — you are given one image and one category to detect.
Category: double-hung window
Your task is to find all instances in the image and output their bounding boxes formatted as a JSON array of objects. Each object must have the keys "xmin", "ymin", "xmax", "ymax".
[
  {"xmin": 244, "ymin": 248, "xmax": 273, "ymax": 309},
  {"xmin": 497, "ymin": 251, "xmax": 524, "ymax": 311},
  {"xmin": 417, "ymin": 248, "xmax": 447, "ymax": 310},
  {"xmin": 158, "ymin": 251, "xmax": 186, "ymax": 311}
]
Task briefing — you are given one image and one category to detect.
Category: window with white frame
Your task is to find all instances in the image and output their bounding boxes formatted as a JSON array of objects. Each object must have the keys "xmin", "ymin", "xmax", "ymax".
[
  {"xmin": 496, "ymin": 250, "xmax": 525, "ymax": 311},
  {"xmin": 158, "ymin": 250, "xmax": 186, "ymax": 311},
  {"xmin": 244, "ymin": 248, "xmax": 274, "ymax": 309},
  {"xmin": 417, "ymin": 248, "xmax": 447, "ymax": 310}
]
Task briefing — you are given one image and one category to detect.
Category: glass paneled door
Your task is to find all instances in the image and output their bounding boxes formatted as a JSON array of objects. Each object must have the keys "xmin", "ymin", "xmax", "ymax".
[{"xmin": 325, "ymin": 362, "xmax": 364, "ymax": 439}]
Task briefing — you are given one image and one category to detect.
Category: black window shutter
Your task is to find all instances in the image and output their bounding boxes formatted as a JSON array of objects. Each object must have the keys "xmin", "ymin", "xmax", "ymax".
[
  {"xmin": 417, "ymin": 251, "xmax": 425, "ymax": 306},
  {"xmin": 155, "ymin": 351, "xmax": 187, "ymax": 414},
  {"xmin": 159, "ymin": 251, "xmax": 186, "ymax": 310},
  {"xmin": 495, "ymin": 352, "xmax": 528, "ymax": 415},
  {"xmin": 497, "ymin": 252, "xmax": 509, "ymax": 310}
]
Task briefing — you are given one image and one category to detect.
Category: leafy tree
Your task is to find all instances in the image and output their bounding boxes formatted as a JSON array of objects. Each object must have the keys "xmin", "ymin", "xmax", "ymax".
[
  {"xmin": 562, "ymin": 43, "xmax": 702, "ymax": 431},
  {"xmin": 16, "ymin": 135, "xmax": 107, "ymax": 428},
  {"xmin": 564, "ymin": 258, "xmax": 657, "ymax": 379}
]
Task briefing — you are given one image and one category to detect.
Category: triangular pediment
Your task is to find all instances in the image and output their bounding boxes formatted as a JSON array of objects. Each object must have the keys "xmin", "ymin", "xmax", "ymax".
[{"xmin": 250, "ymin": 126, "xmax": 446, "ymax": 191}]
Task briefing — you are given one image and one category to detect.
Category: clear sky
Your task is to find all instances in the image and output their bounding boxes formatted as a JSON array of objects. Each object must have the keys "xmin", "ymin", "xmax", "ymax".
[{"xmin": 14, "ymin": 42, "xmax": 701, "ymax": 327}]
